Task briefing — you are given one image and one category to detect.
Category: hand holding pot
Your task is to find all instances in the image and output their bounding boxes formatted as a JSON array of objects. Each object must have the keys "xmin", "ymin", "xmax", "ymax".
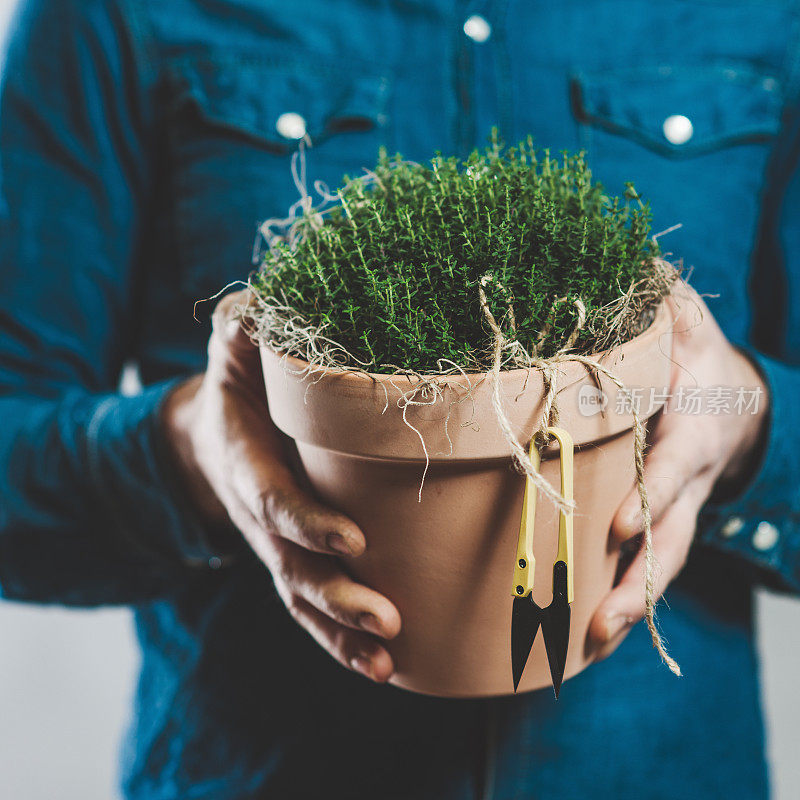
[
  {"xmin": 162, "ymin": 290, "xmax": 402, "ymax": 682},
  {"xmin": 591, "ymin": 285, "xmax": 770, "ymax": 660}
]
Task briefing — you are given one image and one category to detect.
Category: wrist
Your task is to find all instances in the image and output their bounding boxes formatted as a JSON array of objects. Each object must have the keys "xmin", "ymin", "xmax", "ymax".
[
  {"xmin": 161, "ymin": 375, "xmax": 231, "ymax": 529},
  {"xmin": 716, "ymin": 349, "xmax": 770, "ymax": 496}
]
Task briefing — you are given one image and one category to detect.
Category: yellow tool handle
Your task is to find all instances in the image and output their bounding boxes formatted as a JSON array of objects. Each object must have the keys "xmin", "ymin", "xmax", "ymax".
[
  {"xmin": 547, "ymin": 427, "xmax": 575, "ymax": 604},
  {"xmin": 511, "ymin": 427, "xmax": 575, "ymax": 602},
  {"xmin": 511, "ymin": 441, "xmax": 540, "ymax": 598}
]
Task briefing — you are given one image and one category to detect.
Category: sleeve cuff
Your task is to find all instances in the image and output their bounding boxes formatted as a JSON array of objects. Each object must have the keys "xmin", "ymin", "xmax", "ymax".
[
  {"xmin": 698, "ymin": 351, "xmax": 800, "ymax": 588},
  {"xmin": 83, "ymin": 378, "xmax": 243, "ymax": 570}
]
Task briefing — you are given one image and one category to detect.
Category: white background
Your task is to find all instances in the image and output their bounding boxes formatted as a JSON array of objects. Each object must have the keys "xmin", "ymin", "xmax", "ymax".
[{"xmin": 0, "ymin": 0, "xmax": 798, "ymax": 796}]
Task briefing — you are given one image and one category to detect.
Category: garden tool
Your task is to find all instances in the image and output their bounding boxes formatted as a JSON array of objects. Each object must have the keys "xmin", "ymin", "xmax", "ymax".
[{"xmin": 510, "ymin": 426, "xmax": 574, "ymax": 697}]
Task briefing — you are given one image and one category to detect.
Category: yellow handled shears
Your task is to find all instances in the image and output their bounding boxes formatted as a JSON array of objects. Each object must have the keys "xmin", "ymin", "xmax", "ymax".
[{"xmin": 510, "ymin": 426, "xmax": 574, "ymax": 696}]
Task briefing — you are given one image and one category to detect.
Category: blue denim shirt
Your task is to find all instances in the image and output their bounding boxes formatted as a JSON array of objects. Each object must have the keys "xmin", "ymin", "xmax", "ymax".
[{"xmin": 1, "ymin": 1, "xmax": 799, "ymax": 797}]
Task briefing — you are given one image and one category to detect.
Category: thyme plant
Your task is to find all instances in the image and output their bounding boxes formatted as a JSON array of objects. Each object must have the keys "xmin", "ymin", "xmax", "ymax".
[{"xmin": 250, "ymin": 136, "xmax": 671, "ymax": 373}]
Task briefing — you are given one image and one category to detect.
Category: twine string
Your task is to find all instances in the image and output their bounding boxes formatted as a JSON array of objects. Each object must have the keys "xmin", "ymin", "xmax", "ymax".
[
  {"xmin": 478, "ymin": 279, "xmax": 573, "ymax": 512},
  {"xmin": 478, "ymin": 275, "xmax": 681, "ymax": 676}
]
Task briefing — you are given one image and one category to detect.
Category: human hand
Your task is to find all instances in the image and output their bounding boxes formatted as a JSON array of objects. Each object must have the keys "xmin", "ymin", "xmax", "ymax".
[
  {"xmin": 162, "ymin": 290, "xmax": 401, "ymax": 681},
  {"xmin": 589, "ymin": 284, "xmax": 769, "ymax": 661}
]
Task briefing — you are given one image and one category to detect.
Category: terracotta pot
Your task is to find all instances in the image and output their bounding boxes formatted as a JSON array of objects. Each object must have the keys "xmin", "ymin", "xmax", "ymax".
[{"xmin": 260, "ymin": 302, "xmax": 674, "ymax": 697}]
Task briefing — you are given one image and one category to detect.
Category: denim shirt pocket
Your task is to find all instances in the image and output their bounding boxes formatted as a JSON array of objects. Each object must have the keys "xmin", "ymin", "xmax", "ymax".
[
  {"xmin": 570, "ymin": 63, "xmax": 783, "ymax": 159},
  {"xmin": 165, "ymin": 55, "xmax": 392, "ymax": 300},
  {"xmin": 569, "ymin": 62, "xmax": 785, "ymax": 338}
]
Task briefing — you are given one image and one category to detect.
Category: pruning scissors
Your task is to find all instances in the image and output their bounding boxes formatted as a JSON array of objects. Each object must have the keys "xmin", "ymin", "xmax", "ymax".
[{"xmin": 510, "ymin": 426, "xmax": 574, "ymax": 697}]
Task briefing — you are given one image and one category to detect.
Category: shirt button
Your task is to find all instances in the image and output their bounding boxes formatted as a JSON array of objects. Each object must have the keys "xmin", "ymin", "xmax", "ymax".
[
  {"xmin": 463, "ymin": 14, "xmax": 491, "ymax": 43},
  {"xmin": 720, "ymin": 516, "xmax": 745, "ymax": 538},
  {"xmin": 662, "ymin": 114, "xmax": 693, "ymax": 145},
  {"xmin": 762, "ymin": 77, "xmax": 778, "ymax": 93},
  {"xmin": 276, "ymin": 112, "xmax": 307, "ymax": 140},
  {"xmin": 752, "ymin": 521, "xmax": 779, "ymax": 551}
]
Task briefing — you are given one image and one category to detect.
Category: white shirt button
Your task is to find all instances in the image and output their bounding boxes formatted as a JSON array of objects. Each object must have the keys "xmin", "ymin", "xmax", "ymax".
[
  {"xmin": 276, "ymin": 112, "xmax": 307, "ymax": 140},
  {"xmin": 662, "ymin": 114, "xmax": 693, "ymax": 145},
  {"xmin": 463, "ymin": 14, "xmax": 491, "ymax": 43},
  {"xmin": 752, "ymin": 521, "xmax": 779, "ymax": 551},
  {"xmin": 720, "ymin": 516, "xmax": 745, "ymax": 538}
]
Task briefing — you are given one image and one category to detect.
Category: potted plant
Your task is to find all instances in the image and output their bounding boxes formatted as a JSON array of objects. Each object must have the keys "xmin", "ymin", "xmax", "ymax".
[{"xmin": 244, "ymin": 137, "xmax": 680, "ymax": 697}]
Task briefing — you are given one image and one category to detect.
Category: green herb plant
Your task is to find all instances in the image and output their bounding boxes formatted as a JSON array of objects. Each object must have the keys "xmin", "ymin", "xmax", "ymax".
[{"xmin": 249, "ymin": 134, "xmax": 674, "ymax": 374}]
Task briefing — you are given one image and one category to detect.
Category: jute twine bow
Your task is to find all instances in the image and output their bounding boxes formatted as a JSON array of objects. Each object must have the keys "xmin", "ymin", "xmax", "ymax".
[{"xmin": 478, "ymin": 275, "xmax": 681, "ymax": 677}]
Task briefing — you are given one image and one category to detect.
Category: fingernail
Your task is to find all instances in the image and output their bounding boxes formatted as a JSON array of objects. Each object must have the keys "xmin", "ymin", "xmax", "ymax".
[
  {"xmin": 358, "ymin": 613, "xmax": 383, "ymax": 637},
  {"xmin": 604, "ymin": 612, "xmax": 634, "ymax": 642},
  {"xmin": 326, "ymin": 532, "xmax": 351, "ymax": 555},
  {"xmin": 349, "ymin": 654, "xmax": 372, "ymax": 678}
]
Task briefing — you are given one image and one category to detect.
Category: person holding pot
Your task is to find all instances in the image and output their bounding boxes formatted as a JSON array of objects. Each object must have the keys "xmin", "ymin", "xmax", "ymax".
[{"xmin": 0, "ymin": 0, "xmax": 796, "ymax": 797}]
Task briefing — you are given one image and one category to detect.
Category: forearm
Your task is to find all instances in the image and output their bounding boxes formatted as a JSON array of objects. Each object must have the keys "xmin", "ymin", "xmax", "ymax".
[{"xmin": 0, "ymin": 380, "xmax": 237, "ymax": 606}]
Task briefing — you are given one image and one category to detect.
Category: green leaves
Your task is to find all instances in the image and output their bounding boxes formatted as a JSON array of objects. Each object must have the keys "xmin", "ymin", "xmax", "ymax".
[{"xmin": 252, "ymin": 137, "xmax": 663, "ymax": 373}]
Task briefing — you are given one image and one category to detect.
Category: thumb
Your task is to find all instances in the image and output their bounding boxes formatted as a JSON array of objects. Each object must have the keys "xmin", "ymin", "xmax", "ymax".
[{"xmin": 207, "ymin": 289, "xmax": 264, "ymax": 392}]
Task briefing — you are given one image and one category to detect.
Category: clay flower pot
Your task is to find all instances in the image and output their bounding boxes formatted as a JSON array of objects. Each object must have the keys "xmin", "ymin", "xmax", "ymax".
[{"xmin": 260, "ymin": 301, "xmax": 674, "ymax": 697}]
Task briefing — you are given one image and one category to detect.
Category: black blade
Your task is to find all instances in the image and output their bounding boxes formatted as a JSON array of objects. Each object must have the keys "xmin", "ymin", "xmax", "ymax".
[
  {"xmin": 541, "ymin": 561, "xmax": 571, "ymax": 699},
  {"xmin": 511, "ymin": 595, "xmax": 542, "ymax": 692}
]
